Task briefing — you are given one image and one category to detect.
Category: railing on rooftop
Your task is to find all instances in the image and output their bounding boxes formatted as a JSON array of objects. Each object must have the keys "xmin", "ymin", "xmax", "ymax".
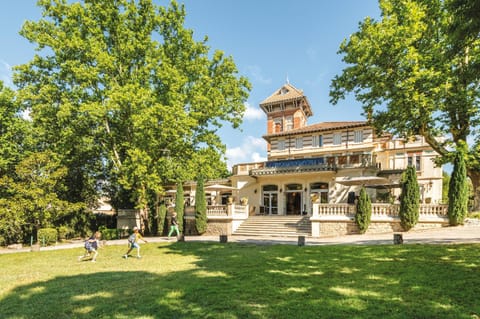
[{"xmin": 250, "ymin": 154, "xmax": 375, "ymax": 176}]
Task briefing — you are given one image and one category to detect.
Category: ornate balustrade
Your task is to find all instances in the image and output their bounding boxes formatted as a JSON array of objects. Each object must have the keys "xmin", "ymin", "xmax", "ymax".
[
  {"xmin": 311, "ymin": 203, "xmax": 449, "ymax": 237},
  {"xmin": 206, "ymin": 205, "xmax": 228, "ymax": 216},
  {"xmin": 313, "ymin": 203, "xmax": 447, "ymax": 218}
]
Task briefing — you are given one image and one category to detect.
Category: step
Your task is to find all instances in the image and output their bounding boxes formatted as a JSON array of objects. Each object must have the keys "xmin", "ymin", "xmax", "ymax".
[{"xmin": 233, "ymin": 216, "xmax": 311, "ymax": 237}]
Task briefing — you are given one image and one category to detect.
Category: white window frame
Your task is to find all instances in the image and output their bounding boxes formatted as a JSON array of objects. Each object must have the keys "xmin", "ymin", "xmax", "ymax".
[
  {"xmin": 295, "ymin": 137, "xmax": 303, "ymax": 149},
  {"xmin": 285, "ymin": 116, "xmax": 293, "ymax": 131},
  {"xmin": 277, "ymin": 139, "xmax": 285, "ymax": 151},
  {"xmin": 333, "ymin": 133, "xmax": 342, "ymax": 145},
  {"xmin": 354, "ymin": 130, "xmax": 363, "ymax": 143}
]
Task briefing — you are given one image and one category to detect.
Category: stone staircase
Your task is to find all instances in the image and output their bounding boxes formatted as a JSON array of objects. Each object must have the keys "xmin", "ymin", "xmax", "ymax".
[{"xmin": 232, "ymin": 216, "xmax": 311, "ymax": 237}]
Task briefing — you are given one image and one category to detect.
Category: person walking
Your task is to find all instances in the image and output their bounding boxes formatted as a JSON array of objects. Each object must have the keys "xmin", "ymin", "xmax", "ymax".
[
  {"xmin": 78, "ymin": 231, "xmax": 101, "ymax": 262},
  {"xmin": 167, "ymin": 212, "xmax": 180, "ymax": 240},
  {"xmin": 123, "ymin": 226, "xmax": 148, "ymax": 259}
]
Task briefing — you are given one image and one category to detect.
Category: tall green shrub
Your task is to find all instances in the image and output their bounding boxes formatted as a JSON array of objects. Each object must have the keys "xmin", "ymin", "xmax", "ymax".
[
  {"xmin": 158, "ymin": 202, "xmax": 167, "ymax": 236},
  {"xmin": 399, "ymin": 166, "xmax": 420, "ymax": 230},
  {"xmin": 448, "ymin": 149, "xmax": 468, "ymax": 225},
  {"xmin": 175, "ymin": 182, "xmax": 185, "ymax": 233},
  {"xmin": 355, "ymin": 187, "xmax": 371, "ymax": 234},
  {"xmin": 195, "ymin": 176, "xmax": 207, "ymax": 234}
]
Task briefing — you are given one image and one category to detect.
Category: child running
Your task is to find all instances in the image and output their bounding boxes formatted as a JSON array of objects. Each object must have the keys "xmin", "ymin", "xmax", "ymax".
[
  {"xmin": 78, "ymin": 231, "xmax": 101, "ymax": 262},
  {"xmin": 123, "ymin": 226, "xmax": 148, "ymax": 259}
]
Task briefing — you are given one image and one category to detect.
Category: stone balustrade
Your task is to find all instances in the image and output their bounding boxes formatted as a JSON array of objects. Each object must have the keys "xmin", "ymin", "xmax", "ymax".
[{"xmin": 311, "ymin": 203, "xmax": 449, "ymax": 237}]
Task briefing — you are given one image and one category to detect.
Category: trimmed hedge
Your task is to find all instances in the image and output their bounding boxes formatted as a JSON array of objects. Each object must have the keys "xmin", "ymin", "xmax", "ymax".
[{"xmin": 37, "ymin": 228, "xmax": 57, "ymax": 246}]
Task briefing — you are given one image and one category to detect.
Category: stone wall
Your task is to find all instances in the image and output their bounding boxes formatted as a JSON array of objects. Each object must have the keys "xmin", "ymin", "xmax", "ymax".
[
  {"xmin": 317, "ymin": 219, "xmax": 447, "ymax": 237},
  {"xmin": 205, "ymin": 220, "xmax": 230, "ymax": 236}
]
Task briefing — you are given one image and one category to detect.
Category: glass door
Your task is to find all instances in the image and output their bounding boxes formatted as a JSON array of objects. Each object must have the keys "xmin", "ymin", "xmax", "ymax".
[{"xmin": 263, "ymin": 192, "xmax": 278, "ymax": 215}]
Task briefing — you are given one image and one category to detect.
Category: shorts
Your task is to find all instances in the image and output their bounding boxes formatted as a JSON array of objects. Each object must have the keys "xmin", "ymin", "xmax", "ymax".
[{"xmin": 130, "ymin": 242, "xmax": 139, "ymax": 248}]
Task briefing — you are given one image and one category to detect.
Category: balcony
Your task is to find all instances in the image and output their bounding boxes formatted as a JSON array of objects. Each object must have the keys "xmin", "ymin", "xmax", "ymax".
[{"xmin": 250, "ymin": 154, "xmax": 375, "ymax": 176}]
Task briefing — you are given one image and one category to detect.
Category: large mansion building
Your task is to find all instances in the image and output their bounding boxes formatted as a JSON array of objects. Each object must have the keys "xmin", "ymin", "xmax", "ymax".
[{"xmin": 230, "ymin": 83, "xmax": 443, "ymax": 216}]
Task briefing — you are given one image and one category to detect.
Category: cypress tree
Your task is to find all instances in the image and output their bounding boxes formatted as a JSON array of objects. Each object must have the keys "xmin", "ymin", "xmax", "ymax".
[
  {"xmin": 175, "ymin": 182, "xmax": 185, "ymax": 233},
  {"xmin": 355, "ymin": 187, "xmax": 371, "ymax": 234},
  {"xmin": 158, "ymin": 201, "xmax": 167, "ymax": 236},
  {"xmin": 399, "ymin": 166, "xmax": 420, "ymax": 230},
  {"xmin": 448, "ymin": 149, "xmax": 468, "ymax": 225},
  {"xmin": 195, "ymin": 176, "xmax": 207, "ymax": 234}
]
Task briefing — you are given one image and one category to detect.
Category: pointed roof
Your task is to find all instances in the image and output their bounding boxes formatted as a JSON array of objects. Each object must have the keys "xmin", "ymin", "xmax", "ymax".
[
  {"xmin": 259, "ymin": 83, "xmax": 313, "ymax": 117},
  {"xmin": 260, "ymin": 83, "xmax": 305, "ymax": 106}
]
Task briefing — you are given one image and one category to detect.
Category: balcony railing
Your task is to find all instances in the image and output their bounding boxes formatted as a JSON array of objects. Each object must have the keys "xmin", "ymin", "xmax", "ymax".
[
  {"xmin": 249, "ymin": 154, "xmax": 375, "ymax": 176},
  {"xmin": 312, "ymin": 203, "xmax": 448, "ymax": 219}
]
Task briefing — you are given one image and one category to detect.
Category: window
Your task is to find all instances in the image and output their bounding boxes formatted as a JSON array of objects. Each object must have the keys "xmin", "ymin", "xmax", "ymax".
[
  {"xmin": 274, "ymin": 118, "xmax": 283, "ymax": 133},
  {"xmin": 354, "ymin": 130, "xmax": 363, "ymax": 143},
  {"xmin": 295, "ymin": 137, "xmax": 303, "ymax": 149},
  {"xmin": 312, "ymin": 135, "xmax": 323, "ymax": 147},
  {"xmin": 333, "ymin": 133, "xmax": 342, "ymax": 145},
  {"xmin": 277, "ymin": 140, "xmax": 285, "ymax": 151},
  {"xmin": 285, "ymin": 116, "xmax": 293, "ymax": 130},
  {"xmin": 408, "ymin": 154, "xmax": 421, "ymax": 171}
]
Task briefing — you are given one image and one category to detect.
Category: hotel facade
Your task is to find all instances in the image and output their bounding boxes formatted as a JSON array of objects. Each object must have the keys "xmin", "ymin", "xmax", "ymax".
[{"xmin": 230, "ymin": 83, "xmax": 443, "ymax": 217}]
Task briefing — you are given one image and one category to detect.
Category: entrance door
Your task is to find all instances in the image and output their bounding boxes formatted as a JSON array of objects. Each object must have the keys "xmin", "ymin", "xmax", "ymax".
[
  {"xmin": 285, "ymin": 192, "xmax": 302, "ymax": 215},
  {"xmin": 263, "ymin": 192, "xmax": 278, "ymax": 215}
]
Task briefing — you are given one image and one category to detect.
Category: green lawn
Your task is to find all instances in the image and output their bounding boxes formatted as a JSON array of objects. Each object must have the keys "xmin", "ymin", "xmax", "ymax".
[{"xmin": 1, "ymin": 241, "xmax": 479, "ymax": 319}]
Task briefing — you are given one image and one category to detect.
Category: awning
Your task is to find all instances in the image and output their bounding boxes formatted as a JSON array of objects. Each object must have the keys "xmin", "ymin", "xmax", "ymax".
[
  {"xmin": 205, "ymin": 184, "xmax": 237, "ymax": 191},
  {"xmin": 335, "ymin": 176, "xmax": 392, "ymax": 186}
]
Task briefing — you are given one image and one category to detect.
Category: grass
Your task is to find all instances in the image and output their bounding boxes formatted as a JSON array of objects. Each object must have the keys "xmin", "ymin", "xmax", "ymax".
[{"xmin": 1, "ymin": 241, "xmax": 479, "ymax": 319}]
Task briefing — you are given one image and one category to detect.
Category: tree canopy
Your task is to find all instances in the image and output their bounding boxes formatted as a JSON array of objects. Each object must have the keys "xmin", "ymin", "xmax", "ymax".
[
  {"xmin": 330, "ymin": 0, "xmax": 480, "ymax": 209},
  {"xmin": 13, "ymin": 0, "xmax": 250, "ymax": 214}
]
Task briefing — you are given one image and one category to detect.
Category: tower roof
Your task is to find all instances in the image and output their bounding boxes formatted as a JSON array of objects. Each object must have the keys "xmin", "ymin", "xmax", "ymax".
[
  {"xmin": 260, "ymin": 83, "xmax": 304, "ymax": 105},
  {"xmin": 260, "ymin": 83, "xmax": 313, "ymax": 117}
]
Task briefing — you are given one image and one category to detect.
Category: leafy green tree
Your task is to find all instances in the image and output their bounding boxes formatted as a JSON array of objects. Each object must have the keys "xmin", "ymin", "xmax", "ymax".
[
  {"xmin": 355, "ymin": 187, "xmax": 372, "ymax": 234},
  {"xmin": 330, "ymin": 0, "xmax": 480, "ymax": 210},
  {"xmin": 175, "ymin": 182, "xmax": 185, "ymax": 233},
  {"xmin": 448, "ymin": 148, "xmax": 468, "ymax": 225},
  {"xmin": 14, "ymin": 0, "xmax": 250, "ymax": 217},
  {"xmin": 0, "ymin": 151, "xmax": 84, "ymax": 244},
  {"xmin": 447, "ymin": 0, "xmax": 480, "ymax": 50},
  {"xmin": 195, "ymin": 176, "xmax": 207, "ymax": 234},
  {"xmin": 399, "ymin": 166, "xmax": 420, "ymax": 231},
  {"xmin": 0, "ymin": 81, "xmax": 32, "ymax": 177}
]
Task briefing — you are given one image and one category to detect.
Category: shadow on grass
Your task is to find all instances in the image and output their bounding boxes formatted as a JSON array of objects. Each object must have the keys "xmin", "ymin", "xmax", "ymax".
[{"xmin": 1, "ymin": 243, "xmax": 479, "ymax": 318}]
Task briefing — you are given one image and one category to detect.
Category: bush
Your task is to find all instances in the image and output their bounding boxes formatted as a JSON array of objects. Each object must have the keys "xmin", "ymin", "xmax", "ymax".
[
  {"xmin": 98, "ymin": 226, "xmax": 122, "ymax": 240},
  {"xmin": 448, "ymin": 149, "xmax": 468, "ymax": 225},
  {"xmin": 355, "ymin": 187, "xmax": 371, "ymax": 234},
  {"xmin": 176, "ymin": 182, "xmax": 185, "ymax": 233},
  {"xmin": 399, "ymin": 166, "xmax": 420, "ymax": 230},
  {"xmin": 37, "ymin": 228, "xmax": 58, "ymax": 246},
  {"xmin": 158, "ymin": 203, "xmax": 167, "ymax": 236},
  {"xmin": 195, "ymin": 176, "xmax": 207, "ymax": 234},
  {"xmin": 57, "ymin": 226, "xmax": 75, "ymax": 241}
]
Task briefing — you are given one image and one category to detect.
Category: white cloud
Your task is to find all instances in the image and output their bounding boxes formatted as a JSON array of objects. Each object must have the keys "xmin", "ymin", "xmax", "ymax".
[
  {"xmin": 243, "ymin": 102, "xmax": 265, "ymax": 121},
  {"xmin": 0, "ymin": 60, "xmax": 13, "ymax": 87},
  {"xmin": 246, "ymin": 65, "xmax": 271, "ymax": 85},
  {"xmin": 226, "ymin": 136, "xmax": 267, "ymax": 170}
]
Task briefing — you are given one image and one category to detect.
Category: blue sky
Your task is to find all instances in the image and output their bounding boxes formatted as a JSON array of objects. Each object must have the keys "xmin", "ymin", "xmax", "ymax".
[{"xmin": 0, "ymin": 0, "xmax": 381, "ymax": 169}]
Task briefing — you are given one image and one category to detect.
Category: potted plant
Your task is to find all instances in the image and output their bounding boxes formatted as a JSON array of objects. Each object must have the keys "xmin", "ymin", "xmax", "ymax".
[{"xmin": 240, "ymin": 197, "xmax": 248, "ymax": 205}]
